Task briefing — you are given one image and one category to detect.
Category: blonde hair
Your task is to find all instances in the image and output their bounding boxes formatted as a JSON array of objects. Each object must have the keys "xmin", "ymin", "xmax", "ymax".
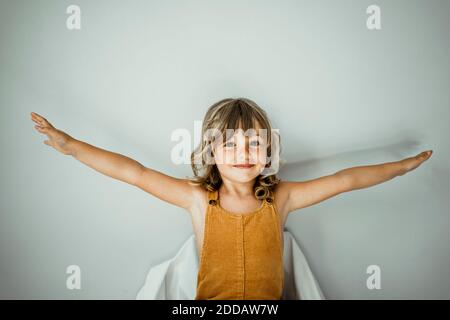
[{"xmin": 188, "ymin": 97, "xmax": 282, "ymax": 201}]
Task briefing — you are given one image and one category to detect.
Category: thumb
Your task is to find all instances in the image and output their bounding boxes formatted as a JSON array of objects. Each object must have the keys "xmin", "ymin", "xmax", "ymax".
[{"xmin": 43, "ymin": 140, "xmax": 51, "ymax": 146}]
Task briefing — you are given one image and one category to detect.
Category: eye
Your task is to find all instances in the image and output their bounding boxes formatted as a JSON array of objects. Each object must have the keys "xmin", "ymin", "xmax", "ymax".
[
  {"xmin": 250, "ymin": 137, "xmax": 265, "ymax": 147},
  {"xmin": 224, "ymin": 141, "xmax": 235, "ymax": 148}
]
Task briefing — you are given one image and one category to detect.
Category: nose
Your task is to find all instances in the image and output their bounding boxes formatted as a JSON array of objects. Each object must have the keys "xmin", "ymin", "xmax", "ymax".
[{"xmin": 235, "ymin": 142, "xmax": 251, "ymax": 163}]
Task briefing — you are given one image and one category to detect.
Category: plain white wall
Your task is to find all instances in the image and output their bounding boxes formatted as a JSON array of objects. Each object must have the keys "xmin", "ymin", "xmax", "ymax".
[{"xmin": 1, "ymin": 0, "xmax": 449, "ymax": 299}]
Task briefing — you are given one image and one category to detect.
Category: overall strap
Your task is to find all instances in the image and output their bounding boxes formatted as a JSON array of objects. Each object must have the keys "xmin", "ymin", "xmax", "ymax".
[
  {"xmin": 208, "ymin": 189, "xmax": 218, "ymax": 206},
  {"xmin": 266, "ymin": 189, "xmax": 274, "ymax": 204}
]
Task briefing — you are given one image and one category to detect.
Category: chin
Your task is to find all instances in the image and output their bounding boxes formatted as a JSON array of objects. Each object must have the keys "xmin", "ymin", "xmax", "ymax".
[
  {"xmin": 230, "ymin": 166, "xmax": 261, "ymax": 179},
  {"xmin": 232, "ymin": 176, "xmax": 259, "ymax": 183}
]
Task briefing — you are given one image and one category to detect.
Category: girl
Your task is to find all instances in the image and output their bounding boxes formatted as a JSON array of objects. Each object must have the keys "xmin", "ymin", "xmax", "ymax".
[{"xmin": 30, "ymin": 98, "xmax": 433, "ymax": 300}]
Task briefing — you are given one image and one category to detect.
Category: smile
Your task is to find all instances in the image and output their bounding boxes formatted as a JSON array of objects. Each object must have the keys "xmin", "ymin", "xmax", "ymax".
[{"xmin": 233, "ymin": 164, "xmax": 255, "ymax": 169}]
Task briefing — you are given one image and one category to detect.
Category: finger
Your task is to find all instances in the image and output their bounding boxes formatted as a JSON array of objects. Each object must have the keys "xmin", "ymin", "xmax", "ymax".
[
  {"xmin": 41, "ymin": 118, "xmax": 53, "ymax": 128},
  {"xmin": 43, "ymin": 140, "xmax": 51, "ymax": 146},
  {"xmin": 31, "ymin": 112, "xmax": 45, "ymax": 121},
  {"xmin": 34, "ymin": 125, "xmax": 48, "ymax": 133},
  {"xmin": 31, "ymin": 112, "xmax": 52, "ymax": 127},
  {"xmin": 31, "ymin": 113, "xmax": 45, "ymax": 126},
  {"xmin": 31, "ymin": 111, "xmax": 45, "ymax": 119},
  {"xmin": 417, "ymin": 150, "xmax": 432, "ymax": 161},
  {"xmin": 417, "ymin": 151, "xmax": 428, "ymax": 158},
  {"xmin": 31, "ymin": 117, "xmax": 43, "ymax": 125}
]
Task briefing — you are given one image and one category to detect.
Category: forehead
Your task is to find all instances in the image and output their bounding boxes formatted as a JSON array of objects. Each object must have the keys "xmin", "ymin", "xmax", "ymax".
[
  {"xmin": 208, "ymin": 119, "xmax": 269, "ymax": 146},
  {"xmin": 229, "ymin": 119, "xmax": 264, "ymax": 134},
  {"xmin": 223, "ymin": 128, "xmax": 267, "ymax": 142}
]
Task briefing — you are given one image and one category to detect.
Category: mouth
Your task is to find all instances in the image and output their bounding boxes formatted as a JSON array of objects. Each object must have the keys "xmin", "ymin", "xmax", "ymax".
[{"xmin": 233, "ymin": 164, "xmax": 255, "ymax": 169}]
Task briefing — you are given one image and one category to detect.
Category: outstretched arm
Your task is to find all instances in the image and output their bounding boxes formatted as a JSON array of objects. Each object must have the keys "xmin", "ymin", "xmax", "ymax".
[
  {"xmin": 282, "ymin": 150, "xmax": 434, "ymax": 214},
  {"xmin": 30, "ymin": 112, "xmax": 195, "ymax": 210},
  {"xmin": 338, "ymin": 150, "xmax": 433, "ymax": 190}
]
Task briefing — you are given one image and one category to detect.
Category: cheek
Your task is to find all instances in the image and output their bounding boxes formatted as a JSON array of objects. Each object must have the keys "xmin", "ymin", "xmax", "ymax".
[
  {"xmin": 213, "ymin": 147, "xmax": 234, "ymax": 165},
  {"xmin": 251, "ymin": 148, "xmax": 267, "ymax": 165}
]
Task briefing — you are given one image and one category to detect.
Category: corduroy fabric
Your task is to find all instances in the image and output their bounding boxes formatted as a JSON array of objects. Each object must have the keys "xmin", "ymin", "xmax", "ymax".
[{"xmin": 195, "ymin": 189, "xmax": 284, "ymax": 300}]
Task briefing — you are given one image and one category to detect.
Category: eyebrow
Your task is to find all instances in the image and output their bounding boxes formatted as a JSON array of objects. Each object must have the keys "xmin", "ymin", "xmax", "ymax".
[{"xmin": 223, "ymin": 134, "xmax": 265, "ymax": 143}]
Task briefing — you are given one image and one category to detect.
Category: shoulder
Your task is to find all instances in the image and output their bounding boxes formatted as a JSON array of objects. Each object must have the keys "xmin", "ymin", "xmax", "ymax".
[
  {"xmin": 272, "ymin": 181, "xmax": 291, "ymax": 222},
  {"xmin": 185, "ymin": 183, "xmax": 209, "ymax": 216},
  {"xmin": 273, "ymin": 180, "xmax": 291, "ymax": 202},
  {"xmin": 272, "ymin": 174, "xmax": 350, "ymax": 214}
]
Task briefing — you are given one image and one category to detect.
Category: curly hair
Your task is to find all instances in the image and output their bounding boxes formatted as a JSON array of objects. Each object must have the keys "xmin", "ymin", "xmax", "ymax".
[{"xmin": 187, "ymin": 97, "xmax": 282, "ymax": 201}]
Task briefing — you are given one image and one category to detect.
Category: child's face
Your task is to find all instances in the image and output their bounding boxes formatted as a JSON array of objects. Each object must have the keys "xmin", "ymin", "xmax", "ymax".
[{"xmin": 212, "ymin": 127, "xmax": 268, "ymax": 183}]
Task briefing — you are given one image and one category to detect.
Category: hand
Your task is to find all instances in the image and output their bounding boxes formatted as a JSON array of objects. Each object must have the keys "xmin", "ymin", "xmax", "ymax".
[
  {"xmin": 399, "ymin": 150, "xmax": 433, "ymax": 175},
  {"xmin": 30, "ymin": 112, "xmax": 75, "ymax": 155}
]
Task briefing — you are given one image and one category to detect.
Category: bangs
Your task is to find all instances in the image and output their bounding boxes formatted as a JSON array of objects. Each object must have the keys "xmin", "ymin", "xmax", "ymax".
[{"xmin": 214, "ymin": 100, "xmax": 271, "ymax": 147}]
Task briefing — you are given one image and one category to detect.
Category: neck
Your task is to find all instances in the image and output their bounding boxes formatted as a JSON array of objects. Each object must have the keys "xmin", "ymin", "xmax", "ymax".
[{"xmin": 219, "ymin": 177, "xmax": 256, "ymax": 197}]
